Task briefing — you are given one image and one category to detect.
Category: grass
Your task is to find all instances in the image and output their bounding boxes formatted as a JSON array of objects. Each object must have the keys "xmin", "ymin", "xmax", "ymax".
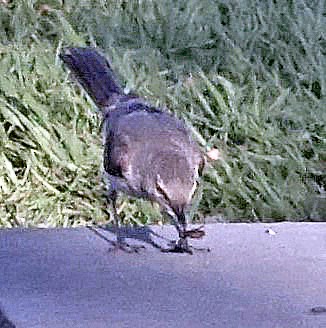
[{"xmin": 0, "ymin": 0, "xmax": 325, "ymax": 227}]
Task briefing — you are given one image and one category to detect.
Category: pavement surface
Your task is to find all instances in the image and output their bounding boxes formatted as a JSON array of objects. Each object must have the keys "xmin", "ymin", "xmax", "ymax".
[{"xmin": 0, "ymin": 223, "xmax": 325, "ymax": 328}]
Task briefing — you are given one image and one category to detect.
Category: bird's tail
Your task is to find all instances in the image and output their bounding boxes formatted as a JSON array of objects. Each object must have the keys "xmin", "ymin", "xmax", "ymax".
[{"xmin": 60, "ymin": 47, "xmax": 123, "ymax": 108}]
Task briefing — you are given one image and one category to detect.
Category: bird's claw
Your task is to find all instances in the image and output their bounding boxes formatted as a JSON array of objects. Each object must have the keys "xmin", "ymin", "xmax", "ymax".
[
  {"xmin": 162, "ymin": 240, "xmax": 194, "ymax": 254},
  {"xmin": 162, "ymin": 238, "xmax": 210, "ymax": 254}
]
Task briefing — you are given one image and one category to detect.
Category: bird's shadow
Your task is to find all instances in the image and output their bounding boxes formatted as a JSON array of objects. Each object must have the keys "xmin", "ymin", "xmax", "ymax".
[{"xmin": 86, "ymin": 224, "xmax": 173, "ymax": 252}]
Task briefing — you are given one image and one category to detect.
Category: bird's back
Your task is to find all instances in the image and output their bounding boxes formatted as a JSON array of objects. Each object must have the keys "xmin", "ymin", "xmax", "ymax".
[{"xmin": 104, "ymin": 100, "xmax": 204, "ymax": 205}]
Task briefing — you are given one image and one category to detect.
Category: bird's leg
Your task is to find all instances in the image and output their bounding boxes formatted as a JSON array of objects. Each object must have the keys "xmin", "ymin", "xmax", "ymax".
[
  {"xmin": 110, "ymin": 190, "xmax": 122, "ymax": 243},
  {"xmin": 160, "ymin": 213, "xmax": 193, "ymax": 254},
  {"xmin": 107, "ymin": 190, "xmax": 144, "ymax": 253},
  {"xmin": 176, "ymin": 223, "xmax": 210, "ymax": 253},
  {"xmin": 175, "ymin": 224, "xmax": 193, "ymax": 254},
  {"xmin": 162, "ymin": 213, "xmax": 209, "ymax": 254}
]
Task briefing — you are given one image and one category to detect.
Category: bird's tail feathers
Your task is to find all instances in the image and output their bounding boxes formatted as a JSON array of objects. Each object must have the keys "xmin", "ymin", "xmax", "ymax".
[{"xmin": 60, "ymin": 47, "xmax": 123, "ymax": 108}]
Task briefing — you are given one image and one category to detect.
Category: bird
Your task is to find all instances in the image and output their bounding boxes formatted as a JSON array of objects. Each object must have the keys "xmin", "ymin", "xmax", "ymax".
[{"xmin": 60, "ymin": 47, "xmax": 206, "ymax": 254}]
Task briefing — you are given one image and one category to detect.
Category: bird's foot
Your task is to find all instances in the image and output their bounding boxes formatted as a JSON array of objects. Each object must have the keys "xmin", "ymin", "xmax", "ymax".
[
  {"xmin": 162, "ymin": 238, "xmax": 210, "ymax": 255},
  {"xmin": 108, "ymin": 240, "xmax": 145, "ymax": 253}
]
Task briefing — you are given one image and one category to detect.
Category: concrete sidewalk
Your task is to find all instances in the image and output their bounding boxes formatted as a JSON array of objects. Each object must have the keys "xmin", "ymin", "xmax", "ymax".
[{"xmin": 0, "ymin": 223, "xmax": 325, "ymax": 327}]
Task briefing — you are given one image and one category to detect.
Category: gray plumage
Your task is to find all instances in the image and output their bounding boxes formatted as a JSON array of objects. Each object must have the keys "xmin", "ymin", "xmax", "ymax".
[{"xmin": 60, "ymin": 47, "xmax": 205, "ymax": 253}]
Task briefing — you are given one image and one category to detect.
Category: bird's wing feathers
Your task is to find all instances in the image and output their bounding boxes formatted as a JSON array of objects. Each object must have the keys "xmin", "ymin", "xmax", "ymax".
[{"xmin": 103, "ymin": 101, "xmax": 205, "ymax": 202}]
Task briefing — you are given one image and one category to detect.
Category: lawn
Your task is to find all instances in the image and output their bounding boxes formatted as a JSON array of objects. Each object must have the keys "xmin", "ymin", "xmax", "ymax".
[{"xmin": 0, "ymin": 0, "xmax": 325, "ymax": 227}]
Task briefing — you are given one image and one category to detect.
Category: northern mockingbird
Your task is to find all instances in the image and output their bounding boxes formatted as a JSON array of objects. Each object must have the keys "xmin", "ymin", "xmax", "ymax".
[{"xmin": 60, "ymin": 47, "xmax": 206, "ymax": 254}]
